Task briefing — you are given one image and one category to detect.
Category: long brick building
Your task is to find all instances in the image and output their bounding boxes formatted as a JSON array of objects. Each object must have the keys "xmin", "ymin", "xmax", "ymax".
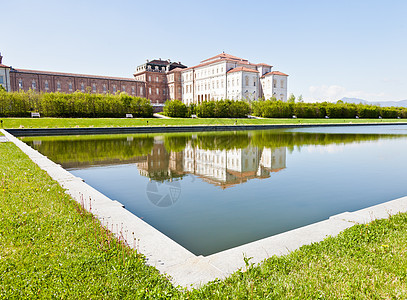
[{"xmin": 0, "ymin": 53, "xmax": 187, "ymax": 104}]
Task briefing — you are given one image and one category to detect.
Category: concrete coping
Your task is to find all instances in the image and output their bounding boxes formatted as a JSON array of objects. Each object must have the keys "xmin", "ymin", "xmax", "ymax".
[{"xmin": 2, "ymin": 127, "xmax": 407, "ymax": 288}]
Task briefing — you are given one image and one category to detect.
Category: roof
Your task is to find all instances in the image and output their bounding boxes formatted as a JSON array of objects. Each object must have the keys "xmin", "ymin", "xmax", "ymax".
[
  {"xmin": 148, "ymin": 59, "xmax": 169, "ymax": 66},
  {"xmin": 0, "ymin": 63, "xmax": 10, "ymax": 68},
  {"xmin": 183, "ymin": 57, "xmax": 253, "ymax": 71},
  {"xmin": 12, "ymin": 68, "xmax": 139, "ymax": 82},
  {"xmin": 262, "ymin": 71, "xmax": 288, "ymax": 77},
  {"xmin": 200, "ymin": 52, "xmax": 248, "ymax": 63},
  {"xmin": 255, "ymin": 63, "xmax": 273, "ymax": 67},
  {"xmin": 227, "ymin": 67, "xmax": 259, "ymax": 74}
]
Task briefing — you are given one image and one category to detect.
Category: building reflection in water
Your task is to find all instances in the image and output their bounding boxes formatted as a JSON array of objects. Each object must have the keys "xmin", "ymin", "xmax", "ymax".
[{"xmin": 137, "ymin": 136, "xmax": 286, "ymax": 188}]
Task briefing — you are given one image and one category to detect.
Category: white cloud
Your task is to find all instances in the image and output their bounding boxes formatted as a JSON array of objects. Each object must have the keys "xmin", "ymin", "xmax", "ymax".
[{"xmin": 307, "ymin": 85, "xmax": 387, "ymax": 102}]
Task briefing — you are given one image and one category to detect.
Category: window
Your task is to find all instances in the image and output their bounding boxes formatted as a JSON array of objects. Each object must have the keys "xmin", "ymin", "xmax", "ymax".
[
  {"xmin": 32, "ymin": 80, "xmax": 37, "ymax": 90},
  {"xmin": 273, "ymin": 79, "xmax": 277, "ymax": 88},
  {"xmin": 253, "ymin": 79, "xmax": 256, "ymax": 86},
  {"xmin": 156, "ymin": 77, "xmax": 158, "ymax": 82},
  {"xmin": 132, "ymin": 87, "xmax": 135, "ymax": 94},
  {"xmin": 122, "ymin": 86, "xmax": 126, "ymax": 93},
  {"xmin": 92, "ymin": 84, "xmax": 96, "ymax": 93},
  {"xmin": 69, "ymin": 82, "xmax": 73, "ymax": 91},
  {"xmin": 149, "ymin": 87, "xmax": 152, "ymax": 94},
  {"xmin": 45, "ymin": 81, "xmax": 49, "ymax": 90},
  {"xmin": 156, "ymin": 88, "xmax": 159, "ymax": 95},
  {"xmin": 19, "ymin": 79, "xmax": 23, "ymax": 89},
  {"xmin": 113, "ymin": 85, "xmax": 116, "ymax": 93},
  {"xmin": 56, "ymin": 82, "xmax": 61, "ymax": 90},
  {"xmin": 163, "ymin": 89, "xmax": 166, "ymax": 95},
  {"xmin": 217, "ymin": 80, "xmax": 219, "ymax": 88},
  {"xmin": 280, "ymin": 80, "xmax": 284, "ymax": 88},
  {"xmin": 103, "ymin": 85, "xmax": 107, "ymax": 93},
  {"xmin": 0, "ymin": 76, "xmax": 3, "ymax": 84},
  {"xmin": 140, "ymin": 86, "xmax": 143, "ymax": 95},
  {"xmin": 148, "ymin": 76, "xmax": 151, "ymax": 81}
]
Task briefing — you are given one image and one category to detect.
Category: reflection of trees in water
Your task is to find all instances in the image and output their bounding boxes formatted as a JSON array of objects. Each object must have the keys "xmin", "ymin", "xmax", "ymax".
[
  {"xmin": 27, "ymin": 137, "xmax": 155, "ymax": 167},
  {"xmin": 26, "ymin": 131, "xmax": 402, "ymax": 168}
]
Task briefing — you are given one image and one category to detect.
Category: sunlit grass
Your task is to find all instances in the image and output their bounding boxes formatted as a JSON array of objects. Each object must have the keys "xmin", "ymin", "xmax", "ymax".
[{"xmin": 0, "ymin": 117, "xmax": 406, "ymax": 129}]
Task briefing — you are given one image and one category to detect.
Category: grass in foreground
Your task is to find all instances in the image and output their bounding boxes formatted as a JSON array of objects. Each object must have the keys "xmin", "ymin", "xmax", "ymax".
[
  {"xmin": 0, "ymin": 117, "xmax": 406, "ymax": 129},
  {"xmin": 1, "ymin": 142, "xmax": 407, "ymax": 298}
]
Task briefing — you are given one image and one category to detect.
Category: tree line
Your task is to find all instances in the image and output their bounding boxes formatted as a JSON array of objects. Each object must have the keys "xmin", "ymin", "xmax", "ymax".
[
  {"xmin": 164, "ymin": 98, "xmax": 407, "ymax": 118},
  {"xmin": 1, "ymin": 89, "xmax": 406, "ymax": 119},
  {"xmin": 0, "ymin": 90, "xmax": 154, "ymax": 117}
]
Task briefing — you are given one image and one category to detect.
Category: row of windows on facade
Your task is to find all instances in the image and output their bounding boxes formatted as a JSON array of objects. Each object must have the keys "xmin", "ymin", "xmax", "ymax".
[
  {"xmin": 182, "ymin": 77, "xmax": 259, "ymax": 94},
  {"xmin": 183, "ymin": 66, "xmax": 226, "ymax": 81},
  {"xmin": 18, "ymin": 79, "xmax": 143, "ymax": 94},
  {"xmin": 148, "ymin": 87, "xmax": 167, "ymax": 95}
]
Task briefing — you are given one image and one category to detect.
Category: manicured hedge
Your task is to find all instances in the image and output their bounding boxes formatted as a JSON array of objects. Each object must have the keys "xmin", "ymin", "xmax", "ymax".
[
  {"xmin": 0, "ymin": 90, "xmax": 154, "ymax": 118},
  {"xmin": 252, "ymin": 99, "xmax": 407, "ymax": 119}
]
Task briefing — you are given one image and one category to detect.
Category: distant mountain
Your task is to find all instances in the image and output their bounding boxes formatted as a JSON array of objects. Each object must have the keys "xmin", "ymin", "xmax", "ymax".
[{"xmin": 340, "ymin": 97, "xmax": 407, "ymax": 108}]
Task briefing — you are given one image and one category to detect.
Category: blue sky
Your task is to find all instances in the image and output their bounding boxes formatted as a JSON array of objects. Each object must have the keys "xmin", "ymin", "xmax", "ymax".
[{"xmin": 2, "ymin": 0, "xmax": 406, "ymax": 102}]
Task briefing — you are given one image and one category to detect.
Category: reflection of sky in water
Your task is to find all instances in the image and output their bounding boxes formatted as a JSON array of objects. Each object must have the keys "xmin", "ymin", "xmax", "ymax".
[{"xmin": 23, "ymin": 126, "xmax": 407, "ymax": 256}]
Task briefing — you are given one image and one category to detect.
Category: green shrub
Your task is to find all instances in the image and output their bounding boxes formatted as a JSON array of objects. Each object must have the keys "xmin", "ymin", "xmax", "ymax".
[
  {"xmin": 163, "ymin": 99, "xmax": 188, "ymax": 117},
  {"xmin": 195, "ymin": 100, "xmax": 250, "ymax": 118},
  {"xmin": 0, "ymin": 90, "xmax": 153, "ymax": 118}
]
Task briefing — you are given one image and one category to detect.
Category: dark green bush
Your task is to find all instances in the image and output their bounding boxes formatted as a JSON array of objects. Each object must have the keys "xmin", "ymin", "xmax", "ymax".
[
  {"xmin": 195, "ymin": 100, "xmax": 250, "ymax": 118},
  {"xmin": 163, "ymin": 99, "xmax": 188, "ymax": 117}
]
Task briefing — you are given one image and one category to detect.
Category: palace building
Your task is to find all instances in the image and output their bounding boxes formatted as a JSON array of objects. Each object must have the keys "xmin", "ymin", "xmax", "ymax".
[
  {"xmin": 179, "ymin": 52, "xmax": 288, "ymax": 105},
  {"xmin": 0, "ymin": 52, "xmax": 288, "ymax": 104}
]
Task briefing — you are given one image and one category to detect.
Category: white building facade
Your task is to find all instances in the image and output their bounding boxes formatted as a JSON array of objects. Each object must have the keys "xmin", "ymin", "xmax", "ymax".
[{"xmin": 181, "ymin": 53, "xmax": 288, "ymax": 105}]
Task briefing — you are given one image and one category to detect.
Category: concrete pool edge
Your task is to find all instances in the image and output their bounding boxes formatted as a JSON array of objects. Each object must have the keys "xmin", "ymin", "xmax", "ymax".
[
  {"xmin": 3, "ymin": 128, "xmax": 407, "ymax": 288},
  {"xmin": 5, "ymin": 121, "xmax": 407, "ymax": 136}
]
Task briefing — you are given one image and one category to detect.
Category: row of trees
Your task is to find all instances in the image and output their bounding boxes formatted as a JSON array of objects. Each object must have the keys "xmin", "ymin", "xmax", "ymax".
[
  {"xmin": 163, "ymin": 98, "xmax": 407, "ymax": 119},
  {"xmin": 0, "ymin": 90, "xmax": 154, "ymax": 118},
  {"xmin": 1, "ymin": 89, "xmax": 406, "ymax": 119},
  {"xmin": 163, "ymin": 99, "xmax": 250, "ymax": 118}
]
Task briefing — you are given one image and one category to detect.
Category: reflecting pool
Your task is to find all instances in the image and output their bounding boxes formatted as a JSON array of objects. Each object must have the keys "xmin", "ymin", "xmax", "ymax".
[{"xmin": 22, "ymin": 125, "xmax": 407, "ymax": 255}]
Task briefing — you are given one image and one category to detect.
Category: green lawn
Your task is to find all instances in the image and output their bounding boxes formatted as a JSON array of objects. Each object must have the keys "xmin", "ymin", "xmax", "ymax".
[
  {"xmin": 1, "ymin": 141, "xmax": 407, "ymax": 298},
  {"xmin": 0, "ymin": 117, "xmax": 406, "ymax": 129}
]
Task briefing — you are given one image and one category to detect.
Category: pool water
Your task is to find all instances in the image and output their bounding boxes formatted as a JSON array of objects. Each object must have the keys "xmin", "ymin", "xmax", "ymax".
[{"xmin": 23, "ymin": 125, "xmax": 407, "ymax": 255}]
